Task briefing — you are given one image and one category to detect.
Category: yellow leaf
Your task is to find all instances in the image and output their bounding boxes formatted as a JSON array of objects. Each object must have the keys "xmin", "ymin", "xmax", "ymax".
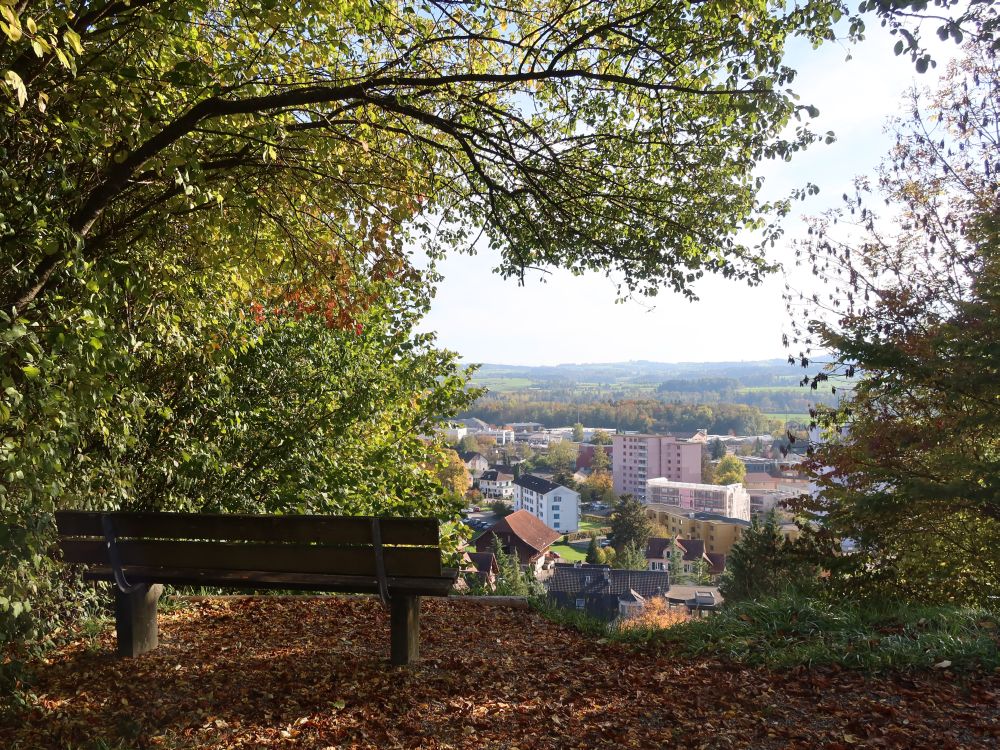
[
  {"xmin": 63, "ymin": 28, "xmax": 84, "ymax": 55},
  {"xmin": 4, "ymin": 69, "xmax": 26, "ymax": 107}
]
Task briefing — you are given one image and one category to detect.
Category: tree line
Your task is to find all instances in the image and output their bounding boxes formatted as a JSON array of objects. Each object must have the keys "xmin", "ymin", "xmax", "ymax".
[{"xmin": 461, "ymin": 397, "xmax": 781, "ymax": 435}]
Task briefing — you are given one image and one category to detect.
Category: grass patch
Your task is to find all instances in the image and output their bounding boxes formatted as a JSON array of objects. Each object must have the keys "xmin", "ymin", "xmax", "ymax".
[
  {"xmin": 763, "ymin": 412, "xmax": 811, "ymax": 423},
  {"xmin": 535, "ymin": 594, "xmax": 1000, "ymax": 672},
  {"xmin": 549, "ymin": 543, "xmax": 588, "ymax": 562}
]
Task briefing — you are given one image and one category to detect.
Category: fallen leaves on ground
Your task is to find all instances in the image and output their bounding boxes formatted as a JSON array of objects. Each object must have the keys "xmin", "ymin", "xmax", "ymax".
[{"xmin": 2, "ymin": 597, "xmax": 998, "ymax": 749}]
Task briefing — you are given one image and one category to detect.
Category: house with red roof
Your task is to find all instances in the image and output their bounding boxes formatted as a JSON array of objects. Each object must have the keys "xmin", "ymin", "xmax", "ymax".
[{"xmin": 475, "ymin": 509, "xmax": 562, "ymax": 573}]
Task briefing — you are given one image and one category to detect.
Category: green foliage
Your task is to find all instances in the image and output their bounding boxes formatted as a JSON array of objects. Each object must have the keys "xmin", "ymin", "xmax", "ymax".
[
  {"xmin": 654, "ymin": 595, "xmax": 1000, "ymax": 672},
  {"xmin": 540, "ymin": 440, "xmax": 579, "ymax": 475},
  {"xmin": 489, "ymin": 500, "xmax": 514, "ymax": 518},
  {"xmin": 669, "ymin": 546, "xmax": 714, "ymax": 586},
  {"xmin": 535, "ymin": 592, "xmax": 1000, "ymax": 673},
  {"xmin": 585, "ymin": 535, "xmax": 604, "ymax": 565},
  {"xmin": 464, "ymin": 397, "xmax": 781, "ymax": 436},
  {"xmin": 490, "ymin": 534, "xmax": 540, "ymax": 597},
  {"xmin": 571, "ymin": 423, "xmax": 584, "ymax": 442},
  {"xmin": 610, "ymin": 496, "xmax": 653, "ymax": 554},
  {"xmin": 709, "ymin": 438, "xmax": 727, "ymax": 460},
  {"xmin": 591, "ymin": 445, "xmax": 610, "ymax": 473},
  {"xmin": 457, "ymin": 435, "xmax": 481, "ymax": 454},
  {"xmin": 712, "ymin": 455, "xmax": 747, "ymax": 486},
  {"xmin": 718, "ymin": 512, "xmax": 820, "ymax": 602},
  {"xmin": 615, "ymin": 542, "xmax": 648, "ymax": 571},
  {"xmin": 790, "ymin": 44, "xmax": 1000, "ymax": 605},
  {"xmin": 591, "ymin": 430, "xmax": 612, "ymax": 446}
]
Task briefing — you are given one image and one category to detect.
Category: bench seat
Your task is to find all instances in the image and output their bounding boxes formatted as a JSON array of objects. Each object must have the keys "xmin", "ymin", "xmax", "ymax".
[
  {"xmin": 82, "ymin": 566, "xmax": 457, "ymax": 596},
  {"xmin": 57, "ymin": 510, "xmax": 457, "ymax": 665}
]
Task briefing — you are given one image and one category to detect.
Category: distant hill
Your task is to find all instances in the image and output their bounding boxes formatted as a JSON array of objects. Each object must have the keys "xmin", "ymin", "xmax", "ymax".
[{"xmin": 463, "ymin": 358, "xmax": 843, "ymax": 427}]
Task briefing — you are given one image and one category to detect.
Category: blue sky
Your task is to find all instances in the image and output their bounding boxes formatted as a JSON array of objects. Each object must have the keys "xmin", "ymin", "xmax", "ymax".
[{"xmin": 417, "ymin": 23, "xmax": 955, "ymax": 366}]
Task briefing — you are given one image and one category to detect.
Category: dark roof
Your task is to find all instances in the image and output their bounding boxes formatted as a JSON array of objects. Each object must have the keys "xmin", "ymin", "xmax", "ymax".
[
  {"xmin": 706, "ymin": 553, "xmax": 726, "ymax": 576},
  {"xmin": 647, "ymin": 537, "xmax": 719, "ymax": 568},
  {"xmin": 480, "ymin": 469, "xmax": 513, "ymax": 482},
  {"xmin": 458, "ymin": 451, "xmax": 486, "ymax": 462},
  {"xmin": 483, "ymin": 510, "xmax": 561, "ymax": 553},
  {"xmin": 466, "ymin": 552, "xmax": 498, "ymax": 575},
  {"xmin": 618, "ymin": 589, "xmax": 646, "ymax": 604},
  {"xmin": 547, "ymin": 563, "xmax": 670, "ymax": 598},
  {"xmin": 513, "ymin": 473, "xmax": 562, "ymax": 495},
  {"xmin": 645, "ymin": 537, "xmax": 672, "ymax": 559},
  {"xmin": 675, "ymin": 538, "xmax": 706, "ymax": 561}
]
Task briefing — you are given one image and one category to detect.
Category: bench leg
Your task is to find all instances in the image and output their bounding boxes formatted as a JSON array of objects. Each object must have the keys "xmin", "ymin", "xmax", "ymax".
[
  {"xmin": 390, "ymin": 595, "xmax": 420, "ymax": 665},
  {"xmin": 114, "ymin": 584, "xmax": 163, "ymax": 657}
]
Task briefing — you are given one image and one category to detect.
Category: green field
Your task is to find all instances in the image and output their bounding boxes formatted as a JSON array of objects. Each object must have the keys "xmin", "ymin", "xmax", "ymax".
[
  {"xmin": 764, "ymin": 412, "xmax": 811, "ymax": 424},
  {"xmin": 469, "ymin": 376, "xmax": 535, "ymax": 391},
  {"xmin": 550, "ymin": 542, "xmax": 587, "ymax": 561}
]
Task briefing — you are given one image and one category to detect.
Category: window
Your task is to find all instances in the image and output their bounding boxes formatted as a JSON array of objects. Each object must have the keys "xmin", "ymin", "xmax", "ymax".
[
  {"xmin": 576, "ymin": 598, "xmax": 586, "ymax": 609},
  {"xmin": 553, "ymin": 513, "xmax": 560, "ymax": 519},
  {"xmin": 553, "ymin": 521, "xmax": 560, "ymax": 528}
]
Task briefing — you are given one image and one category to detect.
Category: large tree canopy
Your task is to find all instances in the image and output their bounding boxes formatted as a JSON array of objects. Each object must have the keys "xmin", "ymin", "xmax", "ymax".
[
  {"xmin": 788, "ymin": 43, "xmax": 1000, "ymax": 604},
  {"xmin": 1, "ymin": 0, "xmax": 858, "ymax": 317}
]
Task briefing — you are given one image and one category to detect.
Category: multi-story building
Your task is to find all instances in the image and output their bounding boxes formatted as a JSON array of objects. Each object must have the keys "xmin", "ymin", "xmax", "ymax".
[
  {"xmin": 479, "ymin": 469, "xmax": 514, "ymax": 499},
  {"xmin": 644, "ymin": 503, "xmax": 800, "ymax": 555},
  {"xmin": 513, "ymin": 474, "xmax": 580, "ymax": 533},
  {"xmin": 645, "ymin": 478, "xmax": 751, "ymax": 521},
  {"xmin": 612, "ymin": 433, "xmax": 703, "ymax": 500}
]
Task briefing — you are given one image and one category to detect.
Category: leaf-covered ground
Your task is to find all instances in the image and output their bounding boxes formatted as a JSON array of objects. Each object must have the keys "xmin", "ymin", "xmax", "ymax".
[{"xmin": 3, "ymin": 597, "xmax": 998, "ymax": 749}]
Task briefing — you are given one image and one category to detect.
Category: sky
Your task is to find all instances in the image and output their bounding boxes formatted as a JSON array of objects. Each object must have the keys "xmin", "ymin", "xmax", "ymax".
[{"xmin": 416, "ymin": 23, "xmax": 956, "ymax": 367}]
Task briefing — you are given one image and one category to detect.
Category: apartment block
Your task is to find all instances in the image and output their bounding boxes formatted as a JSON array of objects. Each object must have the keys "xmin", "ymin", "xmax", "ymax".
[
  {"xmin": 612, "ymin": 433, "xmax": 702, "ymax": 500},
  {"xmin": 513, "ymin": 474, "xmax": 580, "ymax": 533},
  {"xmin": 645, "ymin": 478, "xmax": 751, "ymax": 522},
  {"xmin": 644, "ymin": 503, "xmax": 800, "ymax": 555}
]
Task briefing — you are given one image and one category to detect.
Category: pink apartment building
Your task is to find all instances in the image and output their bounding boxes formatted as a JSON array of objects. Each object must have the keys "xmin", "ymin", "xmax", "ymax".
[{"xmin": 612, "ymin": 433, "xmax": 703, "ymax": 500}]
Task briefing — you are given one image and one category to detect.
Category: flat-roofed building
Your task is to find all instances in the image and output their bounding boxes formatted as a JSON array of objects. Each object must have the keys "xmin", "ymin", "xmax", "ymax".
[{"xmin": 645, "ymin": 478, "xmax": 751, "ymax": 521}]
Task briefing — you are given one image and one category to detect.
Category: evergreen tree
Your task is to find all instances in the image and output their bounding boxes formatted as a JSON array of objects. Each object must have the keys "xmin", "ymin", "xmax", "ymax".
[
  {"xmin": 585, "ymin": 535, "xmax": 603, "ymax": 565},
  {"xmin": 615, "ymin": 542, "xmax": 648, "ymax": 571},
  {"xmin": 490, "ymin": 533, "xmax": 537, "ymax": 597},
  {"xmin": 610, "ymin": 495, "xmax": 653, "ymax": 553},
  {"xmin": 710, "ymin": 438, "xmax": 727, "ymax": 460},
  {"xmin": 718, "ymin": 512, "xmax": 817, "ymax": 601}
]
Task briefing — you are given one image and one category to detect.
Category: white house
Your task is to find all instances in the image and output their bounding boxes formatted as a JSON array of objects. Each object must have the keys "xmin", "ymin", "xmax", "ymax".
[
  {"xmin": 479, "ymin": 469, "xmax": 515, "ymax": 499},
  {"xmin": 513, "ymin": 474, "xmax": 580, "ymax": 533}
]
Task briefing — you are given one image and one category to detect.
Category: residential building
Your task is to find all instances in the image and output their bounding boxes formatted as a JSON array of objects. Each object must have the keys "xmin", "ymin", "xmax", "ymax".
[
  {"xmin": 460, "ymin": 551, "xmax": 499, "ymax": 591},
  {"xmin": 513, "ymin": 474, "xmax": 580, "ymax": 533},
  {"xmin": 459, "ymin": 451, "xmax": 490, "ymax": 478},
  {"xmin": 475, "ymin": 510, "xmax": 561, "ymax": 572},
  {"xmin": 644, "ymin": 503, "xmax": 800, "ymax": 555},
  {"xmin": 645, "ymin": 478, "xmax": 751, "ymax": 521},
  {"xmin": 645, "ymin": 537, "xmax": 725, "ymax": 578},
  {"xmin": 479, "ymin": 469, "xmax": 514, "ymax": 499},
  {"xmin": 612, "ymin": 433, "xmax": 703, "ymax": 500},
  {"xmin": 748, "ymin": 488, "xmax": 799, "ymax": 516},
  {"xmin": 546, "ymin": 562, "xmax": 670, "ymax": 621}
]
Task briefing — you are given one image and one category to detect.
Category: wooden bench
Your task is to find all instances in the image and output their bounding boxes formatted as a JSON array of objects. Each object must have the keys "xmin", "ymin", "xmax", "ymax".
[{"xmin": 55, "ymin": 511, "xmax": 457, "ymax": 665}]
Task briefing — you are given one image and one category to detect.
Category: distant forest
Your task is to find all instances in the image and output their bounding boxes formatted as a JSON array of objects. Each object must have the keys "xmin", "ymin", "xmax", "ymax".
[
  {"xmin": 460, "ymin": 397, "xmax": 783, "ymax": 435},
  {"xmin": 461, "ymin": 360, "xmax": 840, "ymax": 433}
]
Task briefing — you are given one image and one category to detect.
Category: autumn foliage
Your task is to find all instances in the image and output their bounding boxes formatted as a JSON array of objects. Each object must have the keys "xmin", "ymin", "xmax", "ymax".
[{"xmin": 617, "ymin": 597, "xmax": 690, "ymax": 632}]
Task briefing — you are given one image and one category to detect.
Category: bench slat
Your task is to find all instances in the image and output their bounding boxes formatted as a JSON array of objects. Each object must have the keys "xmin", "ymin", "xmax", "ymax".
[
  {"xmin": 82, "ymin": 566, "xmax": 457, "ymax": 596},
  {"xmin": 61, "ymin": 539, "xmax": 443, "ymax": 578},
  {"xmin": 55, "ymin": 511, "xmax": 439, "ymax": 546}
]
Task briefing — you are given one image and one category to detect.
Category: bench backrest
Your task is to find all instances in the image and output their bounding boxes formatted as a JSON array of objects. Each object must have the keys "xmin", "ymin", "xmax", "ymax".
[{"xmin": 55, "ymin": 511, "xmax": 446, "ymax": 579}]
